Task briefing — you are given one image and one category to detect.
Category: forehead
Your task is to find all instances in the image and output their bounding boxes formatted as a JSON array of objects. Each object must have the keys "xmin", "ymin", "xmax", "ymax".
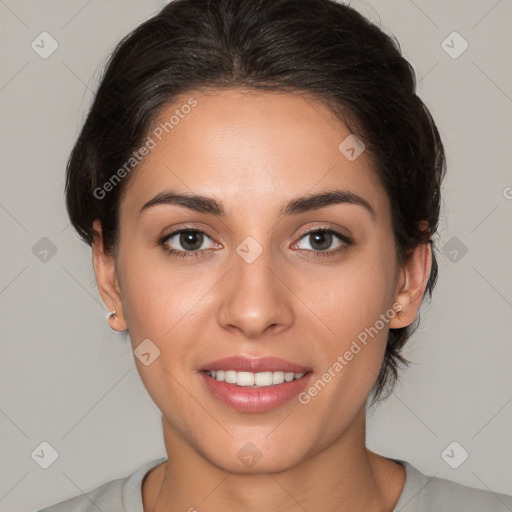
[{"xmin": 120, "ymin": 88, "xmax": 389, "ymax": 221}]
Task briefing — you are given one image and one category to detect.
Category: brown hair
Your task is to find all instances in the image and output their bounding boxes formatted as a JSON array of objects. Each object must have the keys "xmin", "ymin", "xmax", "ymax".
[{"xmin": 65, "ymin": 0, "xmax": 446, "ymax": 405}]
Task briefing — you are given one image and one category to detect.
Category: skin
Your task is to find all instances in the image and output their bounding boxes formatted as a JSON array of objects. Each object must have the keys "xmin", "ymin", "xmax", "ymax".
[{"xmin": 92, "ymin": 88, "xmax": 431, "ymax": 511}]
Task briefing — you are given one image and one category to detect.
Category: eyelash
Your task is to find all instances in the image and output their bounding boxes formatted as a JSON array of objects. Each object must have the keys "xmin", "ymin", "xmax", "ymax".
[{"xmin": 159, "ymin": 227, "xmax": 352, "ymax": 260}]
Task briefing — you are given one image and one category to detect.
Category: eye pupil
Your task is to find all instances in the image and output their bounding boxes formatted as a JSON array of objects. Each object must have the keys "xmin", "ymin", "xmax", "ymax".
[
  {"xmin": 310, "ymin": 231, "xmax": 332, "ymax": 251},
  {"xmin": 180, "ymin": 231, "xmax": 203, "ymax": 251}
]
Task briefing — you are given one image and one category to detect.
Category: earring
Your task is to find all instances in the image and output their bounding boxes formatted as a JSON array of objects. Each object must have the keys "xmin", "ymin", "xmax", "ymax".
[{"xmin": 107, "ymin": 310, "xmax": 117, "ymax": 320}]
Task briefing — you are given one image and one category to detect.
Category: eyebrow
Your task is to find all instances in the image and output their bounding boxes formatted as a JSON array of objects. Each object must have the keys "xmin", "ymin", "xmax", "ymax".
[{"xmin": 140, "ymin": 189, "xmax": 375, "ymax": 219}]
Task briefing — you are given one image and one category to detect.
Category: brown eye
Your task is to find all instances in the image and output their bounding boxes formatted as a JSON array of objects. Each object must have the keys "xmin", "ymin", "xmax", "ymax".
[
  {"xmin": 295, "ymin": 228, "xmax": 351, "ymax": 255},
  {"xmin": 177, "ymin": 231, "xmax": 204, "ymax": 251},
  {"xmin": 308, "ymin": 231, "xmax": 333, "ymax": 251},
  {"xmin": 160, "ymin": 229, "xmax": 215, "ymax": 257}
]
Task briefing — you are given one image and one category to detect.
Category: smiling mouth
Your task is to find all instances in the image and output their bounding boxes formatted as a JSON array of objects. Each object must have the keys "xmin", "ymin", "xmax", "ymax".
[{"xmin": 204, "ymin": 370, "xmax": 309, "ymax": 387}]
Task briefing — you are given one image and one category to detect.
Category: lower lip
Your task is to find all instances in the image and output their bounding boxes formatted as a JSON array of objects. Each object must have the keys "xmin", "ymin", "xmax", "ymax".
[{"xmin": 200, "ymin": 372, "xmax": 312, "ymax": 412}]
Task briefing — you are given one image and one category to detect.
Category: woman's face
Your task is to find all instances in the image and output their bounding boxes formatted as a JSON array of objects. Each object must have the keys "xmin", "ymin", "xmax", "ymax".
[{"xmin": 98, "ymin": 88, "xmax": 416, "ymax": 473}]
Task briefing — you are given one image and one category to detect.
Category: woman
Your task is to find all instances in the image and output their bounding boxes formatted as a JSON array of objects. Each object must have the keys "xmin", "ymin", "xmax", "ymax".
[{"xmin": 39, "ymin": 0, "xmax": 512, "ymax": 510}]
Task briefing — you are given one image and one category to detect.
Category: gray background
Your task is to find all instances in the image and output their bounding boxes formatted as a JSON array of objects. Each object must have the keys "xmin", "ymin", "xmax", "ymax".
[{"xmin": 1, "ymin": 1, "xmax": 511, "ymax": 511}]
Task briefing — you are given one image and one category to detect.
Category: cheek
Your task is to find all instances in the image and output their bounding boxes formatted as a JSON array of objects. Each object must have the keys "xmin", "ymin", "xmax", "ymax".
[
  {"xmin": 294, "ymin": 241, "xmax": 398, "ymax": 403},
  {"xmin": 295, "ymin": 268, "xmax": 396, "ymax": 440},
  {"xmin": 116, "ymin": 246, "xmax": 186, "ymax": 343},
  {"xmin": 295, "ymin": 242, "xmax": 398, "ymax": 342},
  {"xmin": 117, "ymin": 247, "xmax": 221, "ymax": 364},
  {"xmin": 116, "ymin": 250, "xmax": 201, "ymax": 415}
]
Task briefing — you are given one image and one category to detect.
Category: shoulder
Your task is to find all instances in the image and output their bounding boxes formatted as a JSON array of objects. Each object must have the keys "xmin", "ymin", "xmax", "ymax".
[
  {"xmin": 37, "ymin": 457, "xmax": 167, "ymax": 512},
  {"xmin": 37, "ymin": 478, "xmax": 125, "ymax": 512},
  {"xmin": 394, "ymin": 459, "xmax": 512, "ymax": 512}
]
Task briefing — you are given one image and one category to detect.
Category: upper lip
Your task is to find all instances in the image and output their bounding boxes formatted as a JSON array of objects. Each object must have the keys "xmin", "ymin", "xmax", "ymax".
[{"xmin": 200, "ymin": 356, "xmax": 310, "ymax": 373}]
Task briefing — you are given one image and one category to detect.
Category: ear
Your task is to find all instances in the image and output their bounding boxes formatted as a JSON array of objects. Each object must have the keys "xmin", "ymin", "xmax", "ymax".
[
  {"xmin": 91, "ymin": 219, "xmax": 127, "ymax": 332},
  {"xmin": 389, "ymin": 240, "xmax": 432, "ymax": 329}
]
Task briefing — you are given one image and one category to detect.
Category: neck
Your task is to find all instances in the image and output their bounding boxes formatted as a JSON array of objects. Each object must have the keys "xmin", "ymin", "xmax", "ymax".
[{"xmin": 145, "ymin": 408, "xmax": 405, "ymax": 512}]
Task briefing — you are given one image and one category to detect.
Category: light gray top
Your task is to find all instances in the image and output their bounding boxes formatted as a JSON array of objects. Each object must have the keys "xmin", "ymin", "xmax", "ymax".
[{"xmin": 37, "ymin": 456, "xmax": 512, "ymax": 511}]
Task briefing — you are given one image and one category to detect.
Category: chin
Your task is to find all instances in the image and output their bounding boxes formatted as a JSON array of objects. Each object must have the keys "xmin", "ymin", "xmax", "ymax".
[
  {"xmin": 212, "ymin": 449, "xmax": 306, "ymax": 475},
  {"xmin": 197, "ymin": 433, "xmax": 313, "ymax": 474}
]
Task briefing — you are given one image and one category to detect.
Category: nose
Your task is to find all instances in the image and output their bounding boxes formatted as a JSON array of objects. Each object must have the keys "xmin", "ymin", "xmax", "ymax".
[{"xmin": 216, "ymin": 242, "xmax": 294, "ymax": 339}]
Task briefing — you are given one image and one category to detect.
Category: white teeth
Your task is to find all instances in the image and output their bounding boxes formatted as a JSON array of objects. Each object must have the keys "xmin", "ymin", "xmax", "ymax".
[
  {"xmin": 225, "ymin": 370, "xmax": 237, "ymax": 384},
  {"xmin": 205, "ymin": 370, "xmax": 306, "ymax": 387},
  {"xmin": 254, "ymin": 371, "xmax": 273, "ymax": 386},
  {"xmin": 237, "ymin": 371, "xmax": 255, "ymax": 386},
  {"xmin": 272, "ymin": 371, "xmax": 285, "ymax": 385}
]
